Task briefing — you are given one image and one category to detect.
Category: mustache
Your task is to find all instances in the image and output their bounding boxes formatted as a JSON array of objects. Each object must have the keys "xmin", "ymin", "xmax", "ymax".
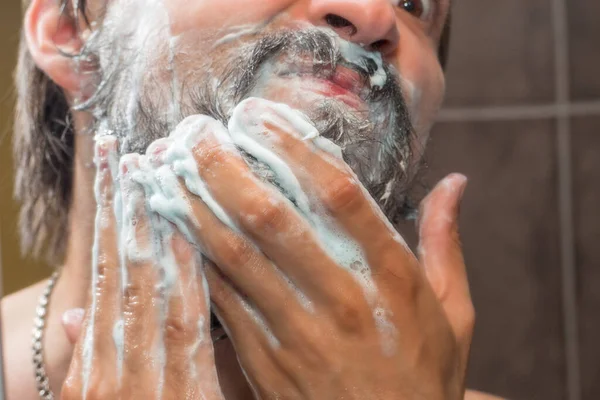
[
  {"xmin": 200, "ymin": 29, "xmax": 416, "ymax": 218},
  {"xmin": 228, "ymin": 28, "xmax": 400, "ymax": 105}
]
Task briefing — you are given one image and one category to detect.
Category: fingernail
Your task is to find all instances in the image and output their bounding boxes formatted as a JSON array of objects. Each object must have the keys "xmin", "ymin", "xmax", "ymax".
[
  {"xmin": 119, "ymin": 153, "xmax": 139, "ymax": 178},
  {"xmin": 442, "ymin": 173, "xmax": 468, "ymax": 197},
  {"xmin": 147, "ymin": 139, "xmax": 170, "ymax": 167},
  {"xmin": 62, "ymin": 308, "xmax": 85, "ymax": 327},
  {"xmin": 452, "ymin": 173, "xmax": 468, "ymax": 201},
  {"xmin": 95, "ymin": 136, "xmax": 118, "ymax": 170}
]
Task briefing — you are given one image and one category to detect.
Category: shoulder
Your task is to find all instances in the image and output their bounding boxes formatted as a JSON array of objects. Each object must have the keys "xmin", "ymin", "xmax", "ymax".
[{"xmin": 2, "ymin": 280, "xmax": 49, "ymax": 400}]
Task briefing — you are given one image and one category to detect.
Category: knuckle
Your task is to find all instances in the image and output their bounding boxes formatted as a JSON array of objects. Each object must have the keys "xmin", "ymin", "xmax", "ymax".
[
  {"xmin": 322, "ymin": 173, "xmax": 363, "ymax": 214},
  {"xmin": 242, "ymin": 195, "xmax": 288, "ymax": 233},
  {"xmin": 330, "ymin": 292, "xmax": 369, "ymax": 335},
  {"xmin": 122, "ymin": 281, "xmax": 145, "ymax": 312},
  {"xmin": 220, "ymin": 235, "xmax": 255, "ymax": 268},
  {"xmin": 164, "ymin": 312, "xmax": 199, "ymax": 346},
  {"xmin": 193, "ymin": 141, "xmax": 230, "ymax": 171},
  {"xmin": 95, "ymin": 257, "xmax": 117, "ymax": 290},
  {"xmin": 95, "ymin": 257, "xmax": 111, "ymax": 281}
]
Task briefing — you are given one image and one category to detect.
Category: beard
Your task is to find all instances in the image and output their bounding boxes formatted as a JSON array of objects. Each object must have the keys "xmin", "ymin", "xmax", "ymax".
[{"xmin": 74, "ymin": 18, "xmax": 418, "ymax": 223}]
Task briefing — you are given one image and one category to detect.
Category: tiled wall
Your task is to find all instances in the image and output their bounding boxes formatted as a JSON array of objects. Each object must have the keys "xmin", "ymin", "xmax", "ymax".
[{"xmin": 417, "ymin": 0, "xmax": 599, "ymax": 398}]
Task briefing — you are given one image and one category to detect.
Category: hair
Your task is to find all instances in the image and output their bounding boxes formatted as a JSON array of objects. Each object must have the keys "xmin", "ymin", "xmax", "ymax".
[{"xmin": 13, "ymin": 0, "xmax": 451, "ymax": 263}]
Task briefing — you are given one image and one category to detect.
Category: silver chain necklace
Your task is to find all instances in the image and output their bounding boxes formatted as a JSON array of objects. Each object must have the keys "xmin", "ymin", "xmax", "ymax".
[{"xmin": 32, "ymin": 271, "xmax": 59, "ymax": 400}]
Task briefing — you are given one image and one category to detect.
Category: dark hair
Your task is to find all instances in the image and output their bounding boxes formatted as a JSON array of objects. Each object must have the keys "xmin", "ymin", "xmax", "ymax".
[
  {"xmin": 14, "ymin": 17, "xmax": 75, "ymax": 263},
  {"xmin": 13, "ymin": 0, "xmax": 451, "ymax": 263}
]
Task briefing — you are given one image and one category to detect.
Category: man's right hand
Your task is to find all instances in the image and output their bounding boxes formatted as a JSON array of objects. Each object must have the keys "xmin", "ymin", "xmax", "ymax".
[{"xmin": 60, "ymin": 137, "xmax": 224, "ymax": 400}]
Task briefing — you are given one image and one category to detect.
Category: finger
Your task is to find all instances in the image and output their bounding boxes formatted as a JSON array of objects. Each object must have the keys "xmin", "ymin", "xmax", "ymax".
[
  {"xmin": 119, "ymin": 155, "xmax": 161, "ymax": 393},
  {"xmin": 64, "ymin": 137, "xmax": 120, "ymax": 397},
  {"xmin": 145, "ymin": 136, "xmax": 310, "ymax": 337},
  {"xmin": 418, "ymin": 174, "xmax": 474, "ymax": 353},
  {"xmin": 91, "ymin": 136, "xmax": 121, "ymax": 365},
  {"xmin": 62, "ymin": 308, "xmax": 85, "ymax": 345},
  {"xmin": 162, "ymin": 228, "xmax": 222, "ymax": 399},
  {"xmin": 62, "ymin": 306, "xmax": 89, "ymax": 398},
  {"xmin": 228, "ymin": 98, "xmax": 419, "ymax": 276},
  {"xmin": 176, "ymin": 115, "xmax": 359, "ymax": 305},
  {"xmin": 205, "ymin": 260, "xmax": 277, "ymax": 353},
  {"xmin": 207, "ymin": 261, "xmax": 296, "ymax": 398}
]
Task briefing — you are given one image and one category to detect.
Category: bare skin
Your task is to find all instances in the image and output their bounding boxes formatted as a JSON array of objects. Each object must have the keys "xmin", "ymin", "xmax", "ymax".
[
  {"xmin": 2, "ymin": 116, "xmax": 506, "ymax": 400},
  {"xmin": 2, "ymin": 0, "xmax": 504, "ymax": 398},
  {"xmin": 61, "ymin": 111, "xmax": 473, "ymax": 399}
]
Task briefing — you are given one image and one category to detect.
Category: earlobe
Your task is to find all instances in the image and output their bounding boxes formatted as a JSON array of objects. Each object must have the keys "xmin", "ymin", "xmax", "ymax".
[{"xmin": 25, "ymin": 0, "xmax": 86, "ymax": 95}]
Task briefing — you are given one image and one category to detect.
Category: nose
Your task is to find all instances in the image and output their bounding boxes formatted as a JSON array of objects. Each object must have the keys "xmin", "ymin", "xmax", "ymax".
[{"xmin": 307, "ymin": 0, "xmax": 400, "ymax": 54}]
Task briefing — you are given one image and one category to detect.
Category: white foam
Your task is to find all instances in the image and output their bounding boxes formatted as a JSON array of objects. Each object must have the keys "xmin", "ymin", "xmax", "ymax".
[
  {"xmin": 227, "ymin": 98, "xmax": 400, "ymax": 354},
  {"xmin": 112, "ymin": 319, "xmax": 125, "ymax": 379},
  {"xmin": 334, "ymin": 35, "xmax": 387, "ymax": 89},
  {"xmin": 164, "ymin": 115, "xmax": 239, "ymax": 232}
]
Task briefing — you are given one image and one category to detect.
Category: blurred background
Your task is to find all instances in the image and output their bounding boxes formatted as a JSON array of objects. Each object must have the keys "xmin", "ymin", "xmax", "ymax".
[{"xmin": 1, "ymin": 0, "xmax": 598, "ymax": 399}]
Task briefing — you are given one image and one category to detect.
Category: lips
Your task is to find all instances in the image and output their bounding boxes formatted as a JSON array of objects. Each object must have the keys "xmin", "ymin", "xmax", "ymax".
[
  {"xmin": 330, "ymin": 66, "xmax": 365, "ymax": 96},
  {"xmin": 275, "ymin": 60, "xmax": 370, "ymax": 109},
  {"xmin": 306, "ymin": 78, "xmax": 365, "ymax": 110}
]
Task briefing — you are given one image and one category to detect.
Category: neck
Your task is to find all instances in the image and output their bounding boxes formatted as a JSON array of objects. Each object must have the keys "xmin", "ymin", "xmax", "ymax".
[
  {"xmin": 36, "ymin": 112, "xmax": 97, "ymax": 395},
  {"xmin": 60, "ymin": 115, "xmax": 97, "ymax": 294}
]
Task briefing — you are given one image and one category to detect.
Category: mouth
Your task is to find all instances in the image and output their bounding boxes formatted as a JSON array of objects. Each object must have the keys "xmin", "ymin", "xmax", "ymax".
[{"xmin": 277, "ymin": 61, "xmax": 371, "ymax": 110}]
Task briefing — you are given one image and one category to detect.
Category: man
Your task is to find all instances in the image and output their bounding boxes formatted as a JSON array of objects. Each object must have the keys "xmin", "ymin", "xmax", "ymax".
[{"xmin": 2, "ymin": 0, "xmax": 499, "ymax": 398}]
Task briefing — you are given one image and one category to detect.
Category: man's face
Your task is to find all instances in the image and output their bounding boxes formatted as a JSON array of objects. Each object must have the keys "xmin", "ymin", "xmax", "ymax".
[{"xmin": 79, "ymin": 0, "xmax": 448, "ymax": 220}]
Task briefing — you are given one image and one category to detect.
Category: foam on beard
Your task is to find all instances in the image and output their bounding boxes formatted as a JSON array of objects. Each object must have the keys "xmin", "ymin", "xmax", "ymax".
[
  {"xmin": 79, "ymin": 5, "xmax": 422, "ymax": 384},
  {"xmin": 80, "ymin": 0, "xmax": 418, "ymax": 219}
]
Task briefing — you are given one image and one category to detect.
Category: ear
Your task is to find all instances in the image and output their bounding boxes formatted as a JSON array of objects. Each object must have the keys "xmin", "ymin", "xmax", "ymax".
[{"xmin": 24, "ymin": 0, "xmax": 86, "ymax": 95}]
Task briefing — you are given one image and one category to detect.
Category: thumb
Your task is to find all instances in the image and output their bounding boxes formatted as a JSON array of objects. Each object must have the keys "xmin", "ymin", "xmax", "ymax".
[
  {"xmin": 61, "ymin": 308, "xmax": 85, "ymax": 345},
  {"xmin": 418, "ymin": 174, "xmax": 474, "ymax": 348}
]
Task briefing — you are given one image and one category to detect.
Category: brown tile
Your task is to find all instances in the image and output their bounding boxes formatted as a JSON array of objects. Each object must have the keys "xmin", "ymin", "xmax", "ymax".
[
  {"xmin": 572, "ymin": 116, "xmax": 600, "ymax": 399},
  {"xmin": 568, "ymin": 0, "xmax": 600, "ymax": 101},
  {"xmin": 443, "ymin": 0, "xmax": 556, "ymax": 107},
  {"xmin": 400, "ymin": 119, "xmax": 565, "ymax": 398}
]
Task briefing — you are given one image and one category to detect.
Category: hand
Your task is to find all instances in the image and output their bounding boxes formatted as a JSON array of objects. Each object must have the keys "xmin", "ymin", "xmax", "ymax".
[
  {"xmin": 140, "ymin": 98, "xmax": 475, "ymax": 400},
  {"xmin": 60, "ymin": 137, "xmax": 224, "ymax": 400}
]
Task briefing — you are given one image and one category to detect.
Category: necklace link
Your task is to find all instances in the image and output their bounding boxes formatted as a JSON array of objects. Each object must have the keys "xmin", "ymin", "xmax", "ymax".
[{"xmin": 32, "ymin": 272, "xmax": 59, "ymax": 400}]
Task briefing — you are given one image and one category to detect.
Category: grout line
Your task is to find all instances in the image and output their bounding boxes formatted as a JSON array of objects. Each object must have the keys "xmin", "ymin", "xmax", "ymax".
[
  {"xmin": 557, "ymin": 116, "xmax": 581, "ymax": 400},
  {"xmin": 552, "ymin": 0, "xmax": 581, "ymax": 397},
  {"xmin": 436, "ymin": 100, "xmax": 600, "ymax": 122}
]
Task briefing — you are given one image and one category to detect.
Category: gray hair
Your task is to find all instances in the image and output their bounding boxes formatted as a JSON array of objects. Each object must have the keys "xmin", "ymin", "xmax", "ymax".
[{"xmin": 13, "ymin": 0, "xmax": 451, "ymax": 263}]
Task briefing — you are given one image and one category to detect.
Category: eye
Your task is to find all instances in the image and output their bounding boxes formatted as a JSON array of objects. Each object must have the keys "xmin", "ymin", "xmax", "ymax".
[{"xmin": 398, "ymin": 0, "xmax": 431, "ymax": 20}]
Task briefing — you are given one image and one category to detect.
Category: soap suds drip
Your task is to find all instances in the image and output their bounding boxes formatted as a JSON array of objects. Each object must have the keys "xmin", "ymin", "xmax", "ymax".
[
  {"xmin": 81, "ymin": 151, "xmax": 106, "ymax": 398},
  {"xmin": 331, "ymin": 33, "xmax": 387, "ymax": 89},
  {"xmin": 112, "ymin": 319, "xmax": 124, "ymax": 379}
]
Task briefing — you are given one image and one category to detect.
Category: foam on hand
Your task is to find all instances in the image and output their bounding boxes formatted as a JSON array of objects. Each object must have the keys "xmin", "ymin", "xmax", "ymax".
[{"xmin": 227, "ymin": 98, "xmax": 398, "ymax": 354}]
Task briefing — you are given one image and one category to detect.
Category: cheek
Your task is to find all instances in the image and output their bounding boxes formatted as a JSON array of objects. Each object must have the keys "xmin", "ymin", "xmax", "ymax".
[
  {"xmin": 393, "ymin": 31, "xmax": 445, "ymax": 147},
  {"xmin": 164, "ymin": 0, "xmax": 295, "ymax": 35}
]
